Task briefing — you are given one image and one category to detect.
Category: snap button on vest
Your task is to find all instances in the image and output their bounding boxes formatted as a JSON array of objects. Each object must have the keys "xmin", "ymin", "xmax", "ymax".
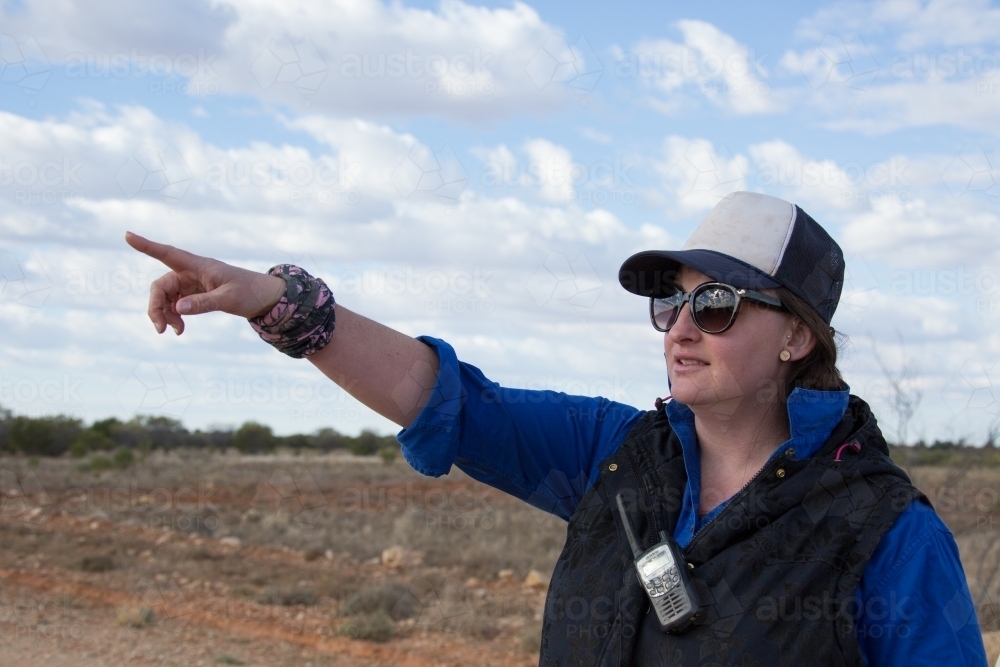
[
  {"xmin": 776, "ymin": 467, "xmax": 786, "ymax": 478},
  {"xmin": 608, "ymin": 463, "xmax": 618, "ymax": 471}
]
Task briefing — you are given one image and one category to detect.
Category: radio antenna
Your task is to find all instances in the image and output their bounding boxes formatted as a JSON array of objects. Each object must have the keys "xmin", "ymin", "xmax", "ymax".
[{"xmin": 615, "ymin": 492, "xmax": 645, "ymax": 559}]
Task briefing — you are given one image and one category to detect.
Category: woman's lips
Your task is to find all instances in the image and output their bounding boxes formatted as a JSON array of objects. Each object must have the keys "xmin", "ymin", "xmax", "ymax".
[{"xmin": 673, "ymin": 357, "xmax": 708, "ymax": 372}]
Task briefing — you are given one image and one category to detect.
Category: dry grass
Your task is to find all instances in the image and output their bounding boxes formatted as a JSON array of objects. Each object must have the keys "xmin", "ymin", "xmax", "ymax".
[
  {"xmin": 902, "ymin": 464, "xmax": 1000, "ymax": 636},
  {"xmin": 4, "ymin": 450, "xmax": 1000, "ymax": 663},
  {"xmin": 115, "ymin": 605, "xmax": 154, "ymax": 627}
]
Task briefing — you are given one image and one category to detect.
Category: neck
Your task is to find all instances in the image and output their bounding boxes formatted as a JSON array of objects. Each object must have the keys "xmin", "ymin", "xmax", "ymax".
[{"xmin": 691, "ymin": 397, "xmax": 791, "ymax": 513}]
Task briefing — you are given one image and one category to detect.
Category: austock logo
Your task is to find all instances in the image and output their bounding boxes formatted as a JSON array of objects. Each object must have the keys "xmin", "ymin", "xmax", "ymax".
[
  {"xmin": 526, "ymin": 251, "xmax": 603, "ymax": 314},
  {"xmin": 797, "ymin": 35, "xmax": 879, "ymax": 95},
  {"xmin": 390, "ymin": 143, "xmax": 469, "ymax": 205},
  {"xmin": 0, "ymin": 35, "xmax": 52, "ymax": 97},
  {"xmin": 115, "ymin": 360, "xmax": 193, "ymax": 418},
  {"xmin": 0, "ymin": 249, "xmax": 52, "ymax": 311},
  {"xmin": 126, "ymin": 575, "xmax": 191, "ymax": 632},
  {"xmin": 0, "ymin": 468, "xmax": 51, "ymax": 519},
  {"xmin": 115, "ymin": 140, "xmax": 195, "ymax": 204},
  {"xmin": 943, "ymin": 142, "xmax": 999, "ymax": 201},
  {"xmin": 251, "ymin": 35, "xmax": 328, "ymax": 94},
  {"xmin": 662, "ymin": 140, "xmax": 744, "ymax": 205},
  {"xmin": 0, "ymin": 592, "xmax": 84, "ymax": 641},
  {"xmin": 250, "ymin": 469, "xmax": 328, "ymax": 529},
  {"xmin": 526, "ymin": 34, "xmax": 603, "ymax": 95}
]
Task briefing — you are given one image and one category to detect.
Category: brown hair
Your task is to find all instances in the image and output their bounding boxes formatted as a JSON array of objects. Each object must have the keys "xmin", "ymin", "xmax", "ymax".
[{"xmin": 774, "ymin": 287, "xmax": 847, "ymax": 396}]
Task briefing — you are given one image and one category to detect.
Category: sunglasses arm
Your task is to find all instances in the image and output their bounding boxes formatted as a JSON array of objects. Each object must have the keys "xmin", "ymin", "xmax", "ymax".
[{"xmin": 737, "ymin": 288, "xmax": 784, "ymax": 310}]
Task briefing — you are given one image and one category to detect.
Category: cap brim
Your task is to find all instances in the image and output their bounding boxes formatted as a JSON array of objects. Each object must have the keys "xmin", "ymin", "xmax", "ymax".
[{"xmin": 618, "ymin": 249, "xmax": 782, "ymax": 296}]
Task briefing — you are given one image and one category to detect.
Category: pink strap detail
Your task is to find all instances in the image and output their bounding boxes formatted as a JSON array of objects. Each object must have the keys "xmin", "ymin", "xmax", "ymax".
[{"xmin": 834, "ymin": 440, "xmax": 862, "ymax": 461}]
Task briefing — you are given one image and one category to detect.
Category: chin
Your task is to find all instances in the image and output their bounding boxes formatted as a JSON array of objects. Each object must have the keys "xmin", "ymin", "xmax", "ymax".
[
  {"xmin": 666, "ymin": 379, "xmax": 706, "ymax": 407},
  {"xmin": 668, "ymin": 377, "xmax": 743, "ymax": 412}
]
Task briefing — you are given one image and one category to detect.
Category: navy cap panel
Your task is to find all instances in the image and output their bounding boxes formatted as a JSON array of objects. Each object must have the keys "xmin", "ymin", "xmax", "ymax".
[
  {"xmin": 773, "ymin": 206, "xmax": 845, "ymax": 323},
  {"xmin": 617, "ymin": 251, "xmax": 682, "ymax": 296},
  {"xmin": 618, "ymin": 249, "xmax": 781, "ymax": 296}
]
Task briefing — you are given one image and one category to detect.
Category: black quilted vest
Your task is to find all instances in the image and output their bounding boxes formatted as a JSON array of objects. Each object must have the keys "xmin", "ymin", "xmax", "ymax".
[{"xmin": 539, "ymin": 395, "xmax": 928, "ymax": 666}]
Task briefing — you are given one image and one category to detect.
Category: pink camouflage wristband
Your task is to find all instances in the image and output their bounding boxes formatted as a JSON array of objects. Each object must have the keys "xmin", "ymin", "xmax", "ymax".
[{"xmin": 247, "ymin": 265, "xmax": 336, "ymax": 358}]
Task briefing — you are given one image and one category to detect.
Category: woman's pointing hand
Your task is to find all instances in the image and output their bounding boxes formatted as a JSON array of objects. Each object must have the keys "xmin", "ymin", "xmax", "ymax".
[{"xmin": 124, "ymin": 231, "xmax": 286, "ymax": 335}]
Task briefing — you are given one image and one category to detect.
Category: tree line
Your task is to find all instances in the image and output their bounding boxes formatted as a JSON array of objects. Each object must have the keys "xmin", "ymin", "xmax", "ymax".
[
  {"xmin": 0, "ymin": 405, "xmax": 400, "ymax": 459},
  {"xmin": 2, "ymin": 404, "xmax": 997, "ymax": 468}
]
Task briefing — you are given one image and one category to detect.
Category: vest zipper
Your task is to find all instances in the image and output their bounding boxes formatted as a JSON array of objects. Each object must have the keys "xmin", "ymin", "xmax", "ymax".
[{"xmin": 683, "ymin": 455, "xmax": 784, "ymax": 554}]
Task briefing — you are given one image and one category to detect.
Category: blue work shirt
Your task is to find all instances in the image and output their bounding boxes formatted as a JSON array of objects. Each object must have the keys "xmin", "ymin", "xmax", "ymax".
[{"xmin": 397, "ymin": 336, "xmax": 987, "ymax": 666}]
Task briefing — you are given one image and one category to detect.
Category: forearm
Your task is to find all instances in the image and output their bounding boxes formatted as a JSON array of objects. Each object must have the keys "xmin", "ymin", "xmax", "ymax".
[{"xmin": 305, "ymin": 305, "xmax": 439, "ymax": 428}]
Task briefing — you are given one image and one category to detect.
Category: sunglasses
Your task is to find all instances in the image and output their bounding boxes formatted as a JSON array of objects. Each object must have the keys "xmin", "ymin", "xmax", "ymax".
[{"xmin": 649, "ymin": 282, "xmax": 786, "ymax": 334}]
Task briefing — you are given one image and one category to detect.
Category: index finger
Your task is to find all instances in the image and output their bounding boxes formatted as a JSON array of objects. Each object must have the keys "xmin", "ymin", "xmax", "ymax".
[{"xmin": 125, "ymin": 231, "xmax": 205, "ymax": 272}]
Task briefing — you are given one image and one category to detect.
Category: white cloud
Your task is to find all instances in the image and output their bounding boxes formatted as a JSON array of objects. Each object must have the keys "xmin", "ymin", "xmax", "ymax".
[
  {"xmin": 471, "ymin": 138, "xmax": 640, "ymax": 208},
  {"xmin": 877, "ymin": 0, "xmax": 1000, "ymax": 49},
  {"xmin": 840, "ymin": 194, "xmax": 1000, "ymax": 268},
  {"xmin": 651, "ymin": 136, "xmax": 748, "ymax": 212},
  {"xmin": 0, "ymin": 101, "xmax": 691, "ymax": 434},
  {"xmin": 624, "ymin": 19, "xmax": 781, "ymax": 115},
  {"xmin": 796, "ymin": 0, "xmax": 1000, "ymax": 49},
  {"xmin": 780, "ymin": 0, "xmax": 1000, "ymax": 134},
  {"xmin": 522, "ymin": 138, "xmax": 576, "ymax": 203},
  {"xmin": 472, "ymin": 143, "xmax": 522, "ymax": 188},
  {"xmin": 1, "ymin": 0, "xmax": 584, "ymax": 121},
  {"xmin": 820, "ymin": 80, "xmax": 1000, "ymax": 134},
  {"xmin": 746, "ymin": 139, "xmax": 915, "ymax": 212}
]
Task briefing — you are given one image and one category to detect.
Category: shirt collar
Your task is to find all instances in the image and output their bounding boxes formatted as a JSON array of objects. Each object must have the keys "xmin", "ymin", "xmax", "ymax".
[
  {"xmin": 665, "ymin": 386, "xmax": 850, "ymax": 460},
  {"xmin": 664, "ymin": 387, "xmax": 850, "ymax": 545}
]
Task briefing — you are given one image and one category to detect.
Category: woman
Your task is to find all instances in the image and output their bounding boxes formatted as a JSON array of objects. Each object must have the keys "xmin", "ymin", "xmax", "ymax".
[{"xmin": 127, "ymin": 191, "xmax": 986, "ymax": 665}]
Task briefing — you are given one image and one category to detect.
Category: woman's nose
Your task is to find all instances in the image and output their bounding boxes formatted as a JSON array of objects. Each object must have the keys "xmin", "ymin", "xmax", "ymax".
[{"xmin": 666, "ymin": 299, "xmax": 700, "ymax": 344}]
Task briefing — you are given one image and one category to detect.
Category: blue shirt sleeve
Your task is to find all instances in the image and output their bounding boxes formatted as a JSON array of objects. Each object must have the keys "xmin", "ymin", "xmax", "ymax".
[
  {"xmin": 856, "ymin": 499, "xmax": 987, "ymax": 666},
  {"xmin": 396, "ymin": 336, "xmax": 645, "ymax": 520}
]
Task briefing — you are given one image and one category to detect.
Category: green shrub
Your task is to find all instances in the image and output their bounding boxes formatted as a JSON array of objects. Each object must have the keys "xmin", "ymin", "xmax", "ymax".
[
  {"xmin": 232, "ymin": 422, "xmax": 277, "ymax": 454},
  {"xmin": 378, "ymin": 445, "xmax": 398, "ymax": 465},
  {"xmin": 348, "ymin": 429, "xmax": 379, "ymax": 456},
  {"xmin": 338, "ymin": 610, "xmax": 395, "ymax": 642},
  {"xmin": 90, "ymin": 417, "xmax": 122, "ymax": 439},
  {"xmin": 312, "ymin": 427, "xmax": 348, "ymax": 450},
  {"xmin": 84, "ymin": 455, "xmax": 115, "ymax": 472},
  {"xmin": 113, "ymin": 448, "xmax": 135, "ymax": 469},
  {"xmin": 70, "ymin": 428, "xmax": 116, "ymax": 455},
  {"xmin": 346, "ymin": 583, "xmax": 419, "ymax": 619},
  {"xmin": 9, "ymin": 415, "xmax": 82, "ymax": 456}
]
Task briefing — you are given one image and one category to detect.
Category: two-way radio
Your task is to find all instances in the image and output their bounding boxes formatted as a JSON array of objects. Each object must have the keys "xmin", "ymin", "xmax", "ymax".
[{"xmin": 614, "ymin": 492, "xmax": 704, "ymax": 633}]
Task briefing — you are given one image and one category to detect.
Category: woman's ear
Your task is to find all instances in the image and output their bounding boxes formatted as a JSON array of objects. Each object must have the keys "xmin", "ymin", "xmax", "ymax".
[{"xmin": 784, "ymin": 318, "xmax": 816, "ymax": 362}]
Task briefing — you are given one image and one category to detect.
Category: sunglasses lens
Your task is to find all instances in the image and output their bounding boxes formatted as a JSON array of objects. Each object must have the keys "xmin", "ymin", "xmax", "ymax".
[
  {"xmin": 693, "ymin": 286, "xmax": 738, "ymax": 333},
  {"xmin": 651, "ymin": 289, "xmax": 683, "ymax": 331}
]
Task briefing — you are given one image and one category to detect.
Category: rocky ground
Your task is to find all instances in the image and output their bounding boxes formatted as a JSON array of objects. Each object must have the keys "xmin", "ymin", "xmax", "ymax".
[{"xmin": 1, "ymin": 450, "xmax": 999, "ymax": 665}]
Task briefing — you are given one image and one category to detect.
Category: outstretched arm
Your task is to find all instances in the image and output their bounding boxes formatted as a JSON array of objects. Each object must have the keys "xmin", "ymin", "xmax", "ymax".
[{"xmin": 125, "ymin": 231, "xmax": 438, "ymax": 428}]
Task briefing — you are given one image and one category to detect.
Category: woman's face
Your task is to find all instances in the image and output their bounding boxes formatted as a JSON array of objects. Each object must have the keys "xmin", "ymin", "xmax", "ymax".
[{"xmin": 663, "ymin": 266, "xmax": 807, "ymax": 416}]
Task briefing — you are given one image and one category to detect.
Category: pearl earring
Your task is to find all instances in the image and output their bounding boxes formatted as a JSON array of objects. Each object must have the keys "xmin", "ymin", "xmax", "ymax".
[{"xmin": 779, "ymin": 350, "xmax": 791, "ymax": 361}]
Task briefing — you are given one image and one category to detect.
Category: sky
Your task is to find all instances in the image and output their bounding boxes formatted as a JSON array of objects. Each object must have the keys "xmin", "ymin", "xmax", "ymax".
[{"xmin": 0, "ymin": 0, "xmax": 998, "ymax": 445}]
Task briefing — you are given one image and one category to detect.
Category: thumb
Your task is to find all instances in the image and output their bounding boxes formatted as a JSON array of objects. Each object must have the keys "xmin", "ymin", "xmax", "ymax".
[{"xmin": 175, "ymin": 290, "xmax": 224, "ymax": 315}]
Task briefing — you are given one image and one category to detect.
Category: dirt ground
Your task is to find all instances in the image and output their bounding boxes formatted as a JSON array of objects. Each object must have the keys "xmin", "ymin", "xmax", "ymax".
[{"xmin": 1, "ymin": 450, "xmax": 999, "ymax": 665}]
